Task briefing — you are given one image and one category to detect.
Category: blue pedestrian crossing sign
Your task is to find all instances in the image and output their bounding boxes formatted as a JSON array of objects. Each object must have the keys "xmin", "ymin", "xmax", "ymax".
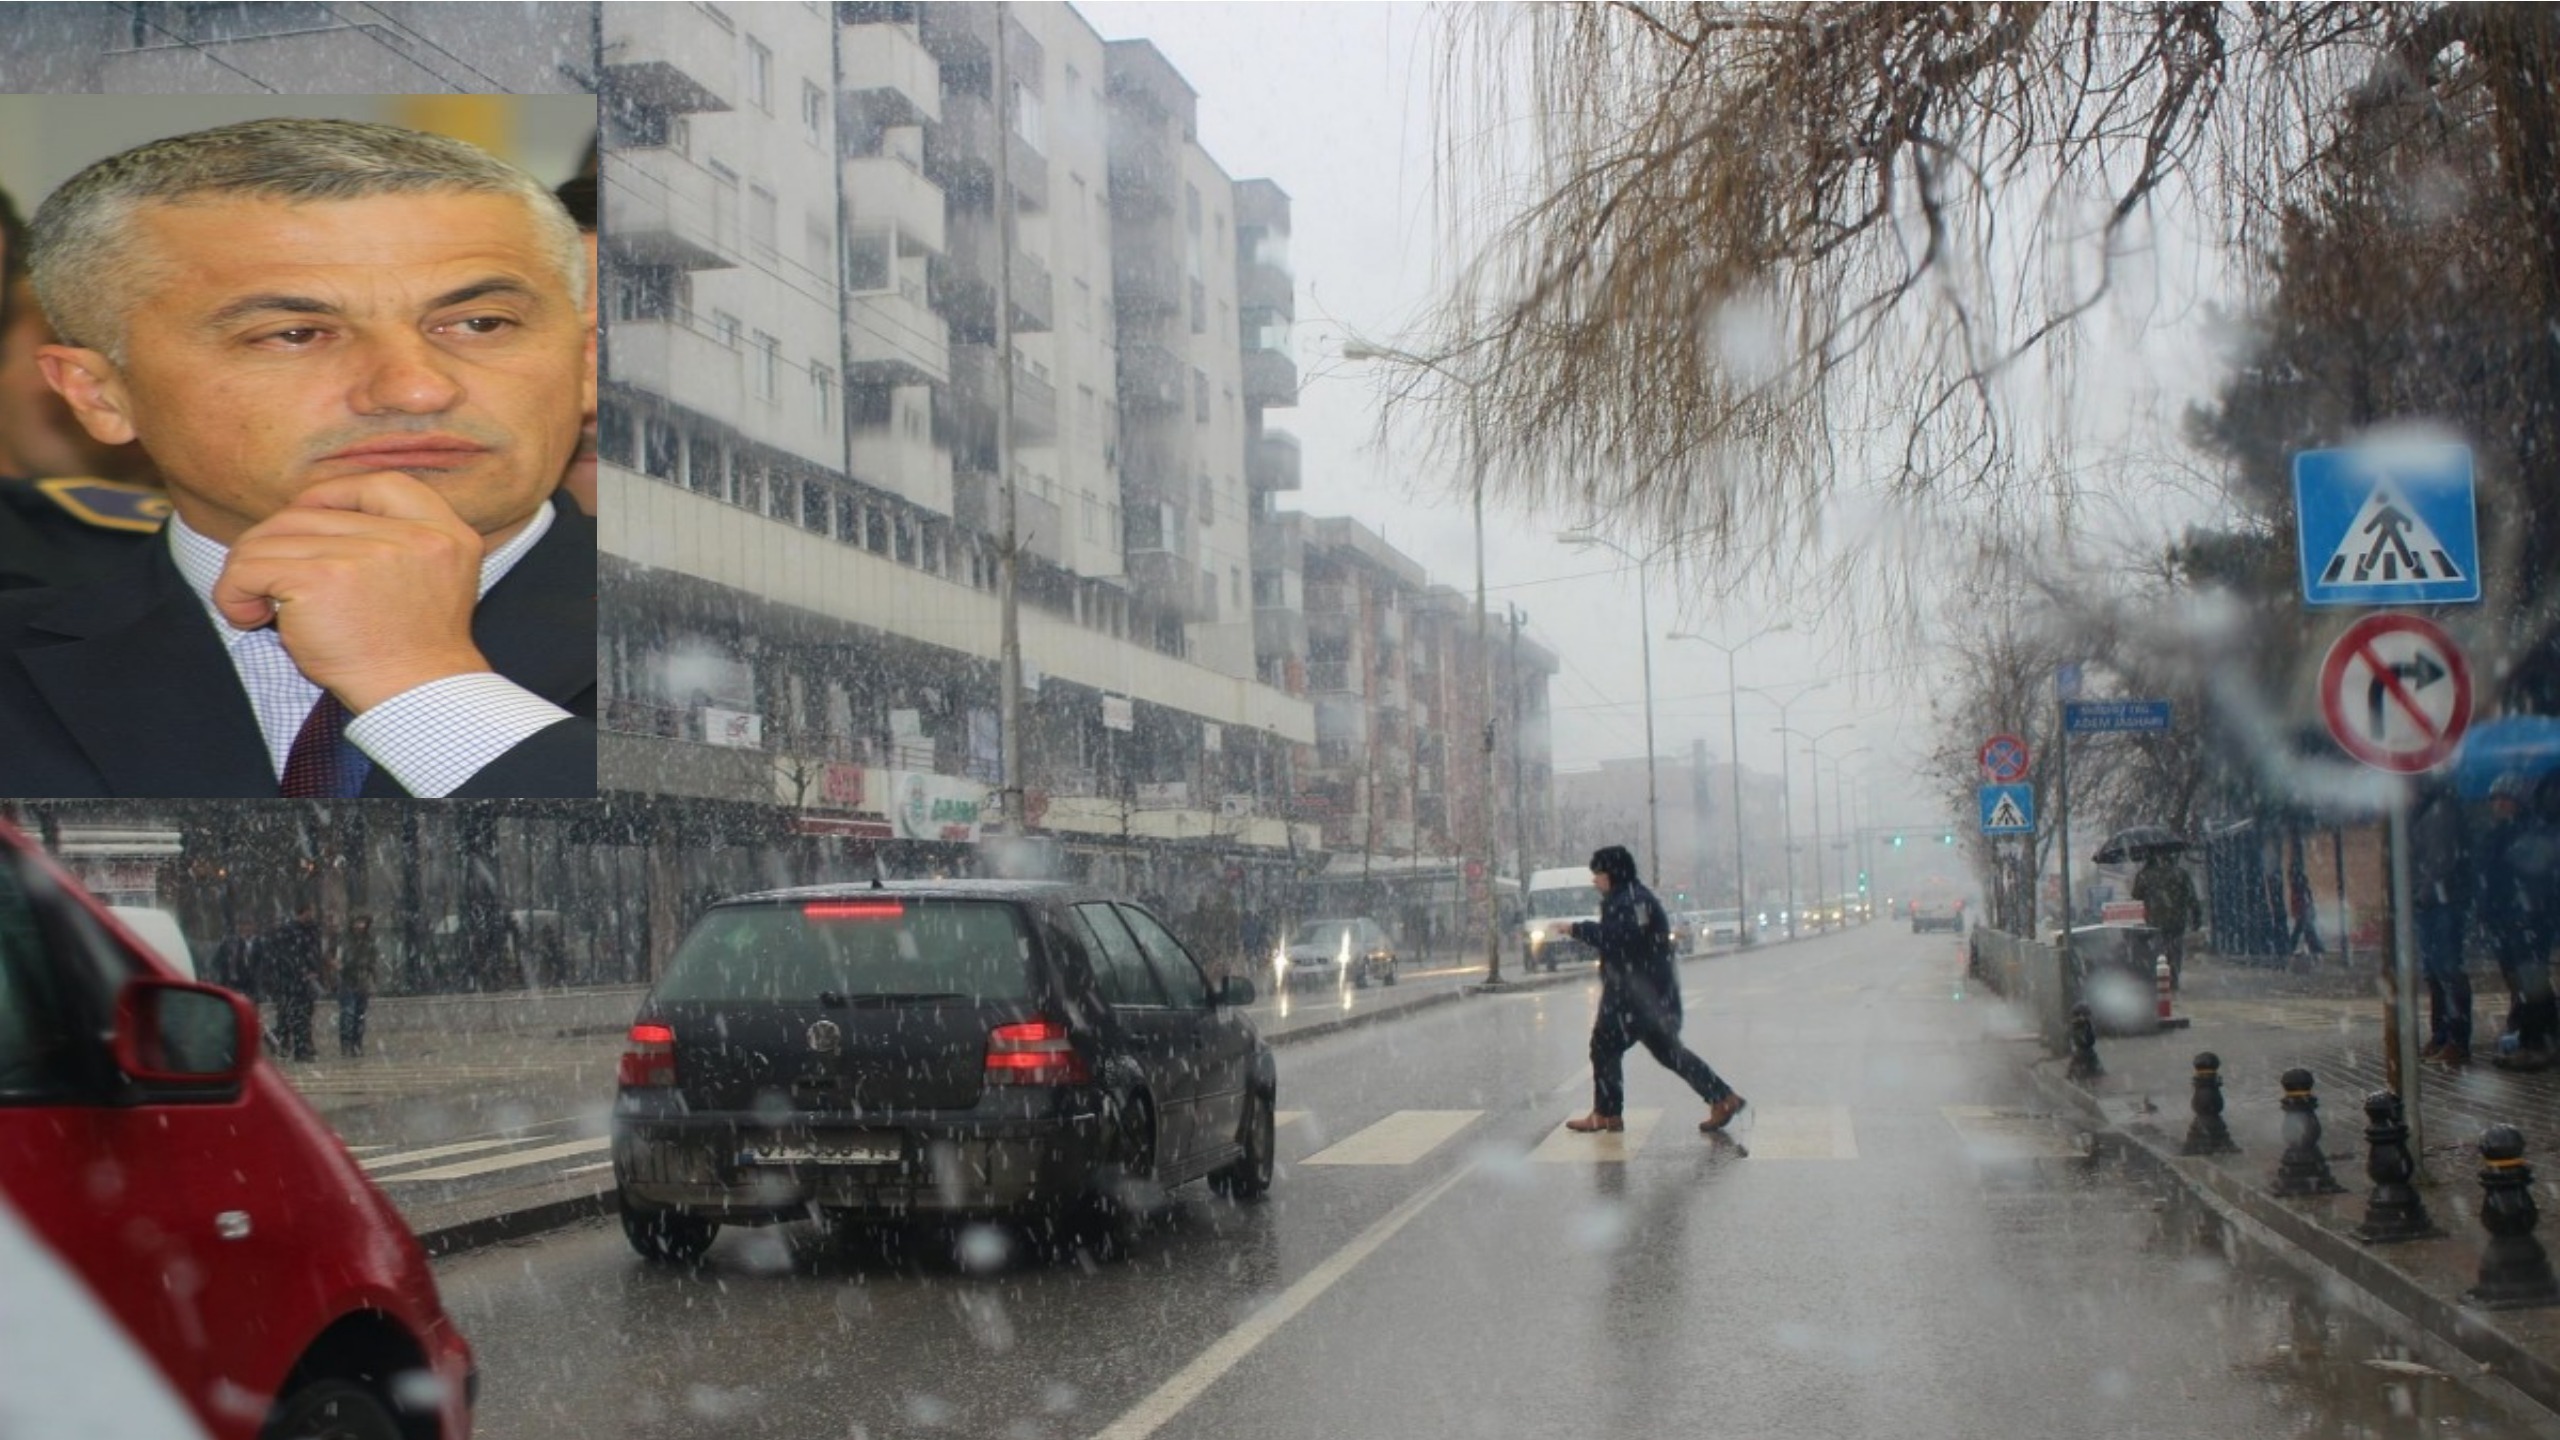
[
  {"xmin": 2294, "ymin": 443, "xmax": 2479, "ymax": 606},
  {"xmin": 1979, "ymin": 784, "xmax": 2034, "ymax": 836}
]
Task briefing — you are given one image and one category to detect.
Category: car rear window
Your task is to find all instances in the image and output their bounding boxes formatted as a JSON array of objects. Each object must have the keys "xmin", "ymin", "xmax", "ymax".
[{"xmin": 654, "ymin": 899, "xmax": 1034, "ymax": 1004}]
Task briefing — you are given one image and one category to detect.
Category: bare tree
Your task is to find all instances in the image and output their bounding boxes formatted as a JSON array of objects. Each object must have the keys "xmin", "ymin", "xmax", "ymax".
[{"xmin": 1418, "ymin": 4, "xmax": 2560, "ymax": 606}]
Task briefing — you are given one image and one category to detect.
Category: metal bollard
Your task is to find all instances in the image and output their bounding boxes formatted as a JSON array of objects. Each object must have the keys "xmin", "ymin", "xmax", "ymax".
[
  {"xmin": 2180, "ymin": 1052, "xmax": 2240, "ymax": 1156},
  {"xmin": 2353, "ymin": 1090, "xmax": 2442, "ymax": 1244},
  {"xmin": 2270, "ymin": 1068, "xmax": 2346, "ymax": 1197},
  {"xmin": 2066, "ymin": 1002, "xmax": 2102, "ymax": 1081},
  {"xmin": 2463, "ymin": 1125, "xmax": 2560, "ymax": 1309}
]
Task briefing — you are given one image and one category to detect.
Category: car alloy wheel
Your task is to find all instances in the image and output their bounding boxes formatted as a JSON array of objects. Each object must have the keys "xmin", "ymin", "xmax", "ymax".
[{"xmin": 261, "ymin": 1379, "xmax": 404, "ymax": 1440}]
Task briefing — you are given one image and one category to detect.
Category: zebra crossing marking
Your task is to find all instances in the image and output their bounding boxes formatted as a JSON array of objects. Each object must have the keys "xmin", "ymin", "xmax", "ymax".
[
  {"xmin": 360, "ymin": 1134, "xmax": 559, "ymax": 1173},
  {"xmin": 1530, "ymin": 1109, "xmax": 1662, "ymax": 1163},
  {"xmin": 1301, "ymin": 1110, "xmax": 1481, "ymax": 1166},
  {"xmin": 1939, "ymin": 1105, "xmax": 2083, "ymax": 1161},
  {"xmin": 1741, "ymin": 1105, "xmax": 1859, "ymax": 1160},
  {"xmin": 376, "ymin": 1137, "xmax": 611, "ymax": 1184}
]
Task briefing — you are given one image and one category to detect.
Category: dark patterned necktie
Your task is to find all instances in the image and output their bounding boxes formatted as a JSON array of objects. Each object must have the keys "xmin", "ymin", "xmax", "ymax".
[{"xmin": 279, "ymin": 693, "xmax": 371, "ymax": 798}]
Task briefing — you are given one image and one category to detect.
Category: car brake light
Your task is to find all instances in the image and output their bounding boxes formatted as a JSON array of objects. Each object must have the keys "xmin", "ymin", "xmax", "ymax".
[
  {"xmin": 985, "ymin": 1018, "xmax": 1091, "ymax": 1086},
  {"xmin": 618, "ymin": 1022, "xmax": 677, "ymax": 1088},
  {"xmin": 805, "ymin": 901, "xmax": 904, "ymax": 920}
]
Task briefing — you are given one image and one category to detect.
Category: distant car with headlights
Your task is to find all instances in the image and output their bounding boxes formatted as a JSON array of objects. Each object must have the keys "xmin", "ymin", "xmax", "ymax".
[
  {"xmin": 612, "ymin": 880, "xmax": 1275, "ymax": 1264},
  {"xmin": 1911, "ymin": 893, "xmax": 1968, "ymax": 933},
  {"xmin": 1701, "ymin": 908, "xmax": 1746, "ymax": 948},
  {"xmin": 1281, "ymin": 917, "xmax": 1397, "ymax": 988}
]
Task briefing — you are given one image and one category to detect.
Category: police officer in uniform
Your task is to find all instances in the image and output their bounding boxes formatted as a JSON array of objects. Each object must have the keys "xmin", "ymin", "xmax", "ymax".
[{"xmin": 0, "ymin": 181, "xmax": 167, "ymax": 590}]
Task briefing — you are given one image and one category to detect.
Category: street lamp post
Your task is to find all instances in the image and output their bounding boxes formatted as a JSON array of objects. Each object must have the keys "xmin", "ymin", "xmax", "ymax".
[
  {"xmin": 1826, "ymin": 746, "xmax": 1871, "ymax": 911},
  {"xmin": 1343, "ymin": 340, "xmax": 1506, "ymax": 989},
  {"xmin": 1558, "ymin": 531, "xmax": 1665, "ymax": 887},
  {"xmin": 1668, "ymin": 624, "xmax": 1792, "ymax": 942},
  {"xmin": 1780, "ymin": 722, "xmax": 1854, "ymax": 930}
]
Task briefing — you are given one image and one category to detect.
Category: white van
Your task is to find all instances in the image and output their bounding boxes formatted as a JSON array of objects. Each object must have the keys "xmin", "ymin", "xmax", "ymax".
[
  {"xmin": 103, "ymin": 906, "xmax": 196, "ymax": 981},
  {"xmin": 1522, "ymin": 867, "xmax": 1603, "ymax": 972}
]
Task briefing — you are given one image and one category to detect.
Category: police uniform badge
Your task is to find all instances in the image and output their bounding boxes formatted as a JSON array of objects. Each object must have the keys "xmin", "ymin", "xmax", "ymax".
[{"xmin": 33, "ymin": 476, "xmax": 173, "ymax": 532}]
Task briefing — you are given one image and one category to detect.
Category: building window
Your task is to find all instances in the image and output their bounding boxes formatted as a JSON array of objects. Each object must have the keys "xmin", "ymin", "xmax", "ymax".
[
  {"xmin": 753, "ymin": 331, "xmax": 780, "ymax": 400},
  {"xmin": 812, "ymin": 364, "xmax": 835, "ymax": 428},
  {"xmin": 1084, "ymin": 492, "xmax": 1100, "ymax": 543},
  {"xmin": 1185, "ymin": 183, "xmax": 1201, "ymax": 235},
  {"xmin": 1198, "ymin": 473, "xmax": 1215, "ymax": 527},
  {"xmin": 714, "ymin": 310, "xmax": 741, "ymax": 350},
  {"xmin": 748, "ymin": 184, "xmax": 778, "ymax": 257},
  {"xmin": 1193, "ymin": 368, "xmax": 1209, "ymax": 424},
  {"xmin": 802, "ymin": 80, "xmax": 826, "ymax": 144},
  {"xmin": 707, "ymin": 161, "xmax": 739, "ymax": 250},
  {"xmin": 1191, "ymin": 278, "xmax": 1205, "ymax": 334},
  {"xmin": 1011, "ymin": 82, "xmax": 1045, "ymax": 154},
  {"xmin": 806, "ymin": 214, "xmax": 832, "ymax": 281},
  {"xmin": 747, "ymin": 36, "xmax": 773, "ymax": 112},
  {"xmin": 1232, "ymin": 566, "xmax": 1244, "ymax": 609},
  {"xmin": 844, "ymin": 229, "xmax": 893, "ymax": 293}
]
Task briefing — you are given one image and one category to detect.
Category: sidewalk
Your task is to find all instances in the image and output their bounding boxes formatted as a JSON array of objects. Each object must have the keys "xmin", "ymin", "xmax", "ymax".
[{"xmin": 2022, "ymin": 953, "xmax": 2560, "ymax": 1422}]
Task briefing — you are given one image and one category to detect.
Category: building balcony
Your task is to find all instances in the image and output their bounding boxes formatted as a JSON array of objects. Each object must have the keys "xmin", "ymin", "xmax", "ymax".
[
  {"xmin": 1106, "ymin": 125, "xmax": 1178, "ymax": 219},
  {"xmin": 1241, "ymin": 346, "xmax": 1299, "ymax": 409},
  {"xmin": 605, "ymin": 150, "xmax": 735, "ymax": 271},
  {"xmin": 1128, "ymin": 547, "xmax": 1213, "ymax": 621},
  {"xmin": 951, "ymin": 468, "xmax": 1062, "ymax": 564},
  {"xmin": 844, "ymin": 154, "xmax": 945, "ymax": 256},
  {"xmin": 916, "ymin": 3, "xmax": 995, "ymax": 67},
  {"xmin": 1238, "ymin": 256, "xmax": 1293, "ymax": 321},
  {"xmin": 1112, "ymin": 249, "xmax": 1183, "ymax": 316},
  {"xmin": 602, "ymin": 4, "xmax": 736, "ymax": 113},
  {"xmin": 610, "ymin": 312, "xmax": 742, "ymax": 416},
  {"xmin": 1236, "ymin": 178, "xmax": 1291, "ymax": 235},
  {"xmin": 846, "ymin": 277, "xmax": 948, "ymax": 387},
  {"xmin": 1247, "ymin": 430, "xmax": 1301, "ymax": 492},
  {"xmin": 838, "ymin": 21, "xmax": 940, "ymax": 128},
  {"xmin": 930, "ymin": 218, "xmax": 1053, "ymax": 336},
  {"xmin": 1255, "ymin": 607, "xmax": 1307, "ymax": 659},
  {"xmin": 923, "ymin": 89, "xmax": 1047, "ymax": 212},
  {"xmin": 941, "ymin": 344, "xmax": 1058, "ymax": 449},
  {"xmin": 1117, "ymin": 339, "xmax": 1186, "ymax": 413},
  {"xmin": 1105, "ymin": 39, "xmax": 1197, "ymax": 127}
]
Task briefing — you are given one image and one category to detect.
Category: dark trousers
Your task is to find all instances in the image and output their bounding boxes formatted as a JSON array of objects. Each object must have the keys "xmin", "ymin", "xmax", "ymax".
[
  {"xmin": 337, "ymin": 989, "xmax": 369, "ymax": 1057},
  {"xmin": 276, "ymin": 989, "xmax": 317, "ymax": 1062},
  {"xmin": 2490, "ymin": 929, "xmax": 2557, "ymax": 1050},
  {"xmin": 2417, "ymin": 905, "xmax": 2472, "ymax": 1050},
  {"xmin": 1590, "ymin": 983, "xmax": 1732, "ymax": 1117}
]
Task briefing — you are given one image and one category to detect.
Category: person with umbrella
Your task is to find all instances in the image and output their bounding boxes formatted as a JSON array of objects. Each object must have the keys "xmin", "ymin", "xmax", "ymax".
[{"xmin": 2127, "ymin": 838, "xmax": 2198, "ymax": 991}]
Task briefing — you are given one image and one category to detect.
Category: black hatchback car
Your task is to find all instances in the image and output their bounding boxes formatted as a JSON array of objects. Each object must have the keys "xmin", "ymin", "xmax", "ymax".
[{"xmin": 611, "ymin": 880, "xmax": 1276, "ymax": 1263}]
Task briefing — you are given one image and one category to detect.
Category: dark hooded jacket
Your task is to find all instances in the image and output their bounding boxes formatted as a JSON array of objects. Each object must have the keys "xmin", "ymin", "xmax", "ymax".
[{"xmin": 1570, "ymin": 846, "xmax": 1680, "ymax": 1005}]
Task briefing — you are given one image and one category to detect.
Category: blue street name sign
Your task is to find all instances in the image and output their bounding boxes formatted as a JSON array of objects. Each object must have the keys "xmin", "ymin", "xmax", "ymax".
[
  {"xmin": 1980, "ymin": 784, "xmax": 2034, "ymax": 835},
  {"xmin": 2294, "ymin": 443, "xmax": 2480, "ymax": 606},
  {"xmin": 2063, "ymin": 699, "xmax": 2173, "ymax": 734}
]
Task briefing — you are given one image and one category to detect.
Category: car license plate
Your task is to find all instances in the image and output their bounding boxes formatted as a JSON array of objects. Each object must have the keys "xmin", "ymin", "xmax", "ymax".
[{"xmin": 739, "ymin": 1137, "xmax": 901, "ymax": 1166}]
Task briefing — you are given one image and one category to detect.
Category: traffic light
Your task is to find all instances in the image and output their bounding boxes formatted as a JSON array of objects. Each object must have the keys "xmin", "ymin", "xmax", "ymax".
[
  {"xmin": 1891, "ymin": 834, "xmax": 1904, "ymax": 847},
  {"xmin": 1857, "ymin": 871, "xmax": 1868, "ymax": 891},
  {"xmin": 1941, "ymin": 832, "xmax": 1955, "ymax": 845}
]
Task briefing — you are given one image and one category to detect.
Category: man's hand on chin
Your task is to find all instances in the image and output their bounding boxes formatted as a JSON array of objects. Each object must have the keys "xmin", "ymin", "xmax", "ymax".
[{"xmin": 209, "ymin": 472, "xmax": 493, "ymax": 712}]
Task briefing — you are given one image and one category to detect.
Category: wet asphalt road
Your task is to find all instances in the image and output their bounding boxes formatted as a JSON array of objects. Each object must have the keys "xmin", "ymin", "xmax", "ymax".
[{"xmin": 433, "ymin": 925, "xmax": 2551, "ymax": 1440}]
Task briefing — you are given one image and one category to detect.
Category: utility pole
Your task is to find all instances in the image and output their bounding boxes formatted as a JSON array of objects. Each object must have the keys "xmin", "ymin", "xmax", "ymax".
[
  {"xmin": 992, "ymin": 0, "xmax": 1024, "ymax": 832},
  {"xmin": 1509, "ymin": 605, "xmax": 1531, "ymax": 942}
]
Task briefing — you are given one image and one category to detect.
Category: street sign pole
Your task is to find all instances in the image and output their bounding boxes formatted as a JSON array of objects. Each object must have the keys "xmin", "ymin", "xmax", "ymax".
[
  {"xmin": 2056, "ymin": 693, "xmax": 2072, "ymax": 978},
  {"xmin": 2387, "ymin": 779, "xmax": 2423, "ymax": 1169}
]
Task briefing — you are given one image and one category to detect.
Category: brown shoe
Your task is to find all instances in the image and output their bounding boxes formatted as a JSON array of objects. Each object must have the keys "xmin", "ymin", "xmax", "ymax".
[
  {"xmin": 2436, "ymin": 1045, "xmax": 2472, "ymax": 1067},
  {"xmin": 2420, "ymin": 1042, "xmax": 2448, "ymax": 1061},
  {"xmin": 1564, "ymin": 1112, "xmax": 1624, "ymax": 1133},
  {"xmin": 1700, "ymin": 1095, "xmax": 1747, "ymax": 1133}
]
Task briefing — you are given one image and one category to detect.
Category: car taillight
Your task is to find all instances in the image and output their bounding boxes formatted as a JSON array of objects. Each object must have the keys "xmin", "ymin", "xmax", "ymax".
[
  {"xmin": 618, "ymin": 1022, "xmax": 676, "ymax": 1088},
  {"xmin": 985, "ymin": 1018, "xmax": 1091, "ymax": 1086},
  {"xmin": 805, "ymin": 900, "xmax": 903, "ymax": 920}
]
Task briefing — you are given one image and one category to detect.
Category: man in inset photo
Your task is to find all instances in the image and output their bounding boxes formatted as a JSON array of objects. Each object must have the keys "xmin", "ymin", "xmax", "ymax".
[{"xmin": 0, "ymin": 115, "xmax": 596, "ymax": 798}]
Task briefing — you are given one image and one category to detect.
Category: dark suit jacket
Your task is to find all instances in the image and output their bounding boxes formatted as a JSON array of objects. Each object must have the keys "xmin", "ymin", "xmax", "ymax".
[{"xmin": 0, "ymin": 508, "xmax": 596, "ymax": 798}]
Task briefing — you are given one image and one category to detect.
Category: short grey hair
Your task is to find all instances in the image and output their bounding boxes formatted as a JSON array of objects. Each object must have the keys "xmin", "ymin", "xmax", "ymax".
[{"xmin": 28, "ymin": 116, "xmax": 585, "ymax": 359}]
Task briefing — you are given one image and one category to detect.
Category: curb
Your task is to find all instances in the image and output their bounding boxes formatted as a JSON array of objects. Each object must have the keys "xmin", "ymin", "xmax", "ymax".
[{"xmin": 2022, "ymin": 1059, "xmax": 2560, "ymax": 1429}]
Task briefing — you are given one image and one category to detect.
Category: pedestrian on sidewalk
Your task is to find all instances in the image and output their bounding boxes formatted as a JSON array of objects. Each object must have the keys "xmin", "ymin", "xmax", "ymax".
[
  {"xmin": 2411, "ymin": 779, "xmax": 2475, "ymax": 1066},
  {"xmin": 2130, "ymin": 851, "xmax": 2198, "ymax": 989},
  {"xmin": 2286, "ymin": 852, "xmax": 2326, "ymax": 959},
  {"xmin": 207, "ymin": 916, "xmax": 261, "ymax": 1000},
  {"xmin": 266, "ymin": 904, "xmax": 325, "ymax": 1063},
  {"xmin": 2486, "ymin": 775, "xmax": 2560, "ymax": 1071},
  {"xmin": 336, "ymin": 913, "xmax": 381, "ymax": 1059},
  {"xmin": 1562, "ymin": 845, "xmax": 1746, "ymax": 1136}
]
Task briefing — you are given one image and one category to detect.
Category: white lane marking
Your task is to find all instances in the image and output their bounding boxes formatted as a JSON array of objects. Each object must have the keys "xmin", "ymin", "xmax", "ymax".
[
  {"xmin": 1744, "ymin": 1105, "xmax": 1859, "ymax": 1160},
  {"xmin": 1529, "ymin": 1109, "xmax": 1662, "ymax": 1163},
  {"xmin": 1300, "ymin": 1110, "xmax": 1480, "ymax": 1166},
  {"xmin": 561, "ymin": 1160, "xmax": 615, "ymax": 1177},
  {"xmin": 1089, "ymin": 1160, "xmax": 1477, "ymax": 1440},
  {"xmin": 377, "ymin": 1137, "xmax": 609, "ymax": 1184},
  {"xmin": 359, "ymin": 1134, "xmax": 554, "ymax": 1173}
]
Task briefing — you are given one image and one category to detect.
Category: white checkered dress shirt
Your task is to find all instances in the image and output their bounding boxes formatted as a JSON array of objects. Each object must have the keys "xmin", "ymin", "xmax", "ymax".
[{"xmin": 169, "ymin": 504, "xmax": 571, "ymax": 797}]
